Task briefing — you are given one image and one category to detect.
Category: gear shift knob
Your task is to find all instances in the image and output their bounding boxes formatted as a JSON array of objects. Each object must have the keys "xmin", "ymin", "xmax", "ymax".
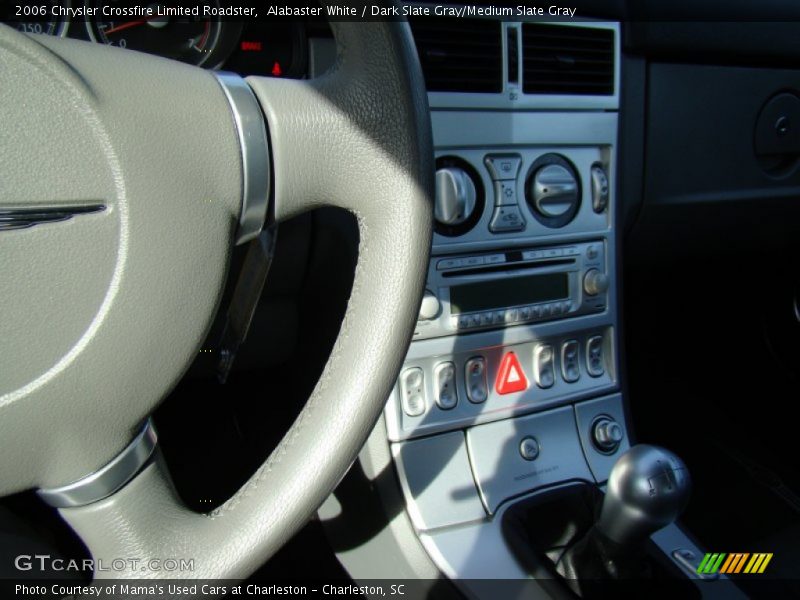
[{"xmin": 596, "ymin": 444, "xmax": 691, "ymax": 546}]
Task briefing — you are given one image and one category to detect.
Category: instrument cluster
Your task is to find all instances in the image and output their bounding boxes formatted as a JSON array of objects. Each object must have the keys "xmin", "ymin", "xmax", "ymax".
[{"xmin": 4, "ymin": 1, "xmax": 308, "ymax": 77}]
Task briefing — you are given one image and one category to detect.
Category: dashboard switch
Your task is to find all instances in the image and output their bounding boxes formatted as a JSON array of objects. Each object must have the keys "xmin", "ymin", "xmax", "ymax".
[
  {"xmin": 434, "ymin": 362, "xmax": 458, "ymax": 410},
  {"xmin": 465, "ymin": 357, "xmax": 489, "ymax": 404},
  {"xmin": 489, "ymin": 205, "xmax": 526, "ymax": 233},
  {"xmin": 493, "ymin": 180, "xmax": 520, "ymax": 207},
  {"xmin": 519, "ymin": 436, "xmax": 540, "ymax": 461},
  {"xmin": 495, "ymin": 352, "xmax": 528, "ymax": 395},
  {"xmin": 586, "ymin": 336, "xmax": 605, "ymax": 377},
  {"xmin": 592, "ymin": 417, "xmax": 624, "ymax": 453},
  {"xmin": 484, "ymin": 154, "xmax": 522, "ymax": 181},
  {"xmin": 533, "ymin": 344, "xmax": 556, "ymax": 389},
  {"xmin": 561, "ymin": 339, "xmax": 581, "ymax": 383},
  {"xmin": 399, "ymin": 367, "xmax": 426, "ymax": 417}
]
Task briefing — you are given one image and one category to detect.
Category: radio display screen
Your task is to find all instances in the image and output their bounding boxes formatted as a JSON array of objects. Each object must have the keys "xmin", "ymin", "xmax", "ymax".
[{"xmin": 450, "ymin": 273, "xmax": 568, "ymax": 315}]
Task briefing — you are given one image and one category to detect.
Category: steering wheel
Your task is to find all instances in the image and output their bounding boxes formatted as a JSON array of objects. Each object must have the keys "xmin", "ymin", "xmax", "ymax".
[{"xmin": 0, "ymin": 16, "xmax": 432, "ymax": 580}]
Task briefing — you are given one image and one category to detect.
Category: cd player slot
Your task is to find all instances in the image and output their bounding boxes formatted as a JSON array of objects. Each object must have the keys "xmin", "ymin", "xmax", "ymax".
[{"xmin": 442, "ymin": 258, "xmax": 575, "ymax": 278}]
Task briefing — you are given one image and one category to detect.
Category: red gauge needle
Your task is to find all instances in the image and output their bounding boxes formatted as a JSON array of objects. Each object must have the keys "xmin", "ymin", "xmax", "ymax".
[{"xmin": 102, "ymin": 17, "xmax": 159, "ymax": 36}]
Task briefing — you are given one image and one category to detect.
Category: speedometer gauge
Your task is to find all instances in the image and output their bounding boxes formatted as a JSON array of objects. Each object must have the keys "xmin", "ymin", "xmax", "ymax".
[
  {"xmin": 5, "ymin": 0, "xmax": 69, "ymax": 36},
  {"xmin": 88, "ymin": 1, "xmax": 221, "ymax": 66}
]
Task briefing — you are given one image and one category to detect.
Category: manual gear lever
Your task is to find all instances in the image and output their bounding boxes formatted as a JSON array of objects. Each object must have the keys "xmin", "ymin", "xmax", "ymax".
[
  {"xmin": 558, "ymin": 444, "xmax": 691, "ymax": 588},
  {"xmin": 596, "ymin": 444, "xmax": 691, "ymax": 546}
]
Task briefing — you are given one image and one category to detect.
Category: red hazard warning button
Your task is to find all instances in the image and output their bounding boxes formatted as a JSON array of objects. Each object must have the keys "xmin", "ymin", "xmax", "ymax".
[{"xmin": 495, "ymin": 351, "xmax": 528, "ymax": 395}]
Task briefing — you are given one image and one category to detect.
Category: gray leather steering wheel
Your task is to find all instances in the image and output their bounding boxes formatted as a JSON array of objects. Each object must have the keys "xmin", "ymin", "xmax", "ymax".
[{"xmin": 0, "ymin": 17, "xmax": 432, "ymax": 580}]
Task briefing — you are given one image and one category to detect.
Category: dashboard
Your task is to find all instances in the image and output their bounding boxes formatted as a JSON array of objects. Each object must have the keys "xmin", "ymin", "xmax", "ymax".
[{"xmin": 4, "ymin": 1, "xmax": 313, "ymax": 77}]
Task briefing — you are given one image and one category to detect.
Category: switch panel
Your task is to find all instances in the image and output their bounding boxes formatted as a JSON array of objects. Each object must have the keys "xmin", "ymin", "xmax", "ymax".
[{"xmin": 388, "ymin": 328, "xmax": 617, "ymax": 441}]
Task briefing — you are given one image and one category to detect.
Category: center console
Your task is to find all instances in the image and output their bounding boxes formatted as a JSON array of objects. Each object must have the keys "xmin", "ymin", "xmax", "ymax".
[{"xmin": 321, "ymin": 16, "xmax": 744, "ymax": 599}]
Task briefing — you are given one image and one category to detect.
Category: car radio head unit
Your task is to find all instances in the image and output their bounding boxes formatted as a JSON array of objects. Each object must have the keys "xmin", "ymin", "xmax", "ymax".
[{"xmin": 414, "ymin": 241, "xmax": 607, "ymax": 340}]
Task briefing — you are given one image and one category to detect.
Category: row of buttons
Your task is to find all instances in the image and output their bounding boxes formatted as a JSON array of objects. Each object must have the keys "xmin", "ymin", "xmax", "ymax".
[
  {"xmin": 533, "ymin": 337, "xmax": 605, "ymax": 388},
  {"xmin": 454, "ymin": 301, "xmax": 574, "ymax": 331},
  {"xmin": 398, "ymin": 336, "xmax": 605, "ymax": 417},
  {"xmin": 399, "ymin": 357, "xmax": 489, "ymax": 416},
  {"xmin": 437, "ymin": 253, "xmax": 505, "ymax": 270},
  {"xmin": 436, "ymin": 243, "xmax": 600, "ymax": 272},
  {"xmin": 486, "ymin": 154, "xmax": 526, "ymax": 234},
  {"xmin": 521, "ymin": 246, "xmax": 581, "ymax": 260}
]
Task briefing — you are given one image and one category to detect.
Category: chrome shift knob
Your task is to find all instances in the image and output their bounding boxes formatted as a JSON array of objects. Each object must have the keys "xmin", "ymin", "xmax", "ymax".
[{"xmin": 597, "ymin": 444, "xmax": 691, "ymax": 546}]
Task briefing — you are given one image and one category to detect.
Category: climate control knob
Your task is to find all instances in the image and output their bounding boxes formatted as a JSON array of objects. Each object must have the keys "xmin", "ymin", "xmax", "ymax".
[
  {"xmin": 435, "ymin": 167, "xmax": 477, "ymax": 226},
  {"xmin": 531, "ymin": 164, "xmax": 579, "ymax": 218},
  {"xmin": 583, "ymin": 269, "xmax": 609, "ymax": 296},
  {"xmin": 525, "ymin": 154, "xmax": 581, "ymax": 228}
]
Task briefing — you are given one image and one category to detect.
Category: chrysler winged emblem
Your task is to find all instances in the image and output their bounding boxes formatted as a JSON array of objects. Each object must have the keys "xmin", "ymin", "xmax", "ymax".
[{"xmin": 0, "ymin": 204, "xmax": 105, "ymax": 231}]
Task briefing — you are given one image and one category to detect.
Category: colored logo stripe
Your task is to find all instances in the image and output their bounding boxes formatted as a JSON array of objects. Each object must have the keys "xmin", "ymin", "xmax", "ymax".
[{"xmin": 698, "ymin": 552, "xmax": 773, "ymax": 574}]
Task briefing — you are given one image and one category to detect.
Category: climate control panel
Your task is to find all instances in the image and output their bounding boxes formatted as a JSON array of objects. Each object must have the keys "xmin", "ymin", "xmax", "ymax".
[{"xmin": 432, "ymin": 145, "xmax": 611, "ymax": 247}]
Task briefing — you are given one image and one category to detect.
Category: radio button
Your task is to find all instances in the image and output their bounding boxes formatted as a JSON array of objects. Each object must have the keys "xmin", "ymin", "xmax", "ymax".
[
  {"xmin": 465, "ymin": 357, "xmax": 489, "ymax": 404},
  {"xmin": 479, "ymin": 312, "xmax": 493, "ymax": 326},
  {"xmin": 399, "ymin": 367, "xmax": 426, "ymax": 417},
  {"xmin": 520, "ymin": 307, "xmax": 531, "ymax": 320},
  {"xmin": 434, "ymin": 362, "xmax": 458, "ymax": 410},
  {"xmin": 437, "ymin": 258, "xmax": 461, "ymax": 270},
  {"xmin": 485, "ymin": 253, "xmax": 505, "ymax": 265},
  {"xmin": 463, "ymin": 256, "xmax": 485, "ymax": 268},
  {"xmin": 457, "ymin": 316, "xmax": 469, "ymax": 330},
  {"xmin": 505, "ymin": 309, "xmax": 519, "ymax": 323},
  {"xmin": 522, "ymin": 250, "xmax": 543, "ymax": 260},
  {"xmin": 563, "ymin": 246, "xmax": 580, "ymax": 256},
  {"xmin": 532, "ymin": 305, "xmax": 542, "ymax": 318},
  {"xmin": 485, "ymin": 154, "xmax": 523, "ymax": 181},
  {"xmin": 544, "ymin": 248, "xmax": 563, "ymax": 258},
  {"xmin": 586, "ymin": 336, "xmax": 605, "ymax": 377},
  {"xmin": 493, "ymin": 310, "xmax": 505, "ymax": 324},
  {"xmin": 489, "ymin": 205, "xmax": 526, "ymax": 233},
  {"xmin": 561, "ymin": 340, "xmax": 581, "ymax": 383},
  {"xmin": 533, "ymin": 345, "xmax": 556, "ymax": 389}
]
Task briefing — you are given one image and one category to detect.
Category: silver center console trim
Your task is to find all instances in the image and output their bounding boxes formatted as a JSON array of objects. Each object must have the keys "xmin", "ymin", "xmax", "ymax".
[
  {"xmin": 37, "ymin": 420, "xmax": 157, "ymax": 508},
  {"xmin": 213, "ymin": 72, "xmax": 271, "ymax": 245}
]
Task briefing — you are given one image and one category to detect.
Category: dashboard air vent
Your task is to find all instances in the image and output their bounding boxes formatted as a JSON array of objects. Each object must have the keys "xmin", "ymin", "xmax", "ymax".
[
  {"xmin": 409, "ymin": 18, "xmax": 503, "ymax": 93},
  {"xmin": 522, "ymin": 24, "xmax": 614, "ymax": 95}
]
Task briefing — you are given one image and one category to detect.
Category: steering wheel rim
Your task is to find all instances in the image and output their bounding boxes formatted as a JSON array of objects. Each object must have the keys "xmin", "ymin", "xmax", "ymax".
[{"xmin": 0, "ymin": 16, "xmax": 432, "ymax": 581}]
